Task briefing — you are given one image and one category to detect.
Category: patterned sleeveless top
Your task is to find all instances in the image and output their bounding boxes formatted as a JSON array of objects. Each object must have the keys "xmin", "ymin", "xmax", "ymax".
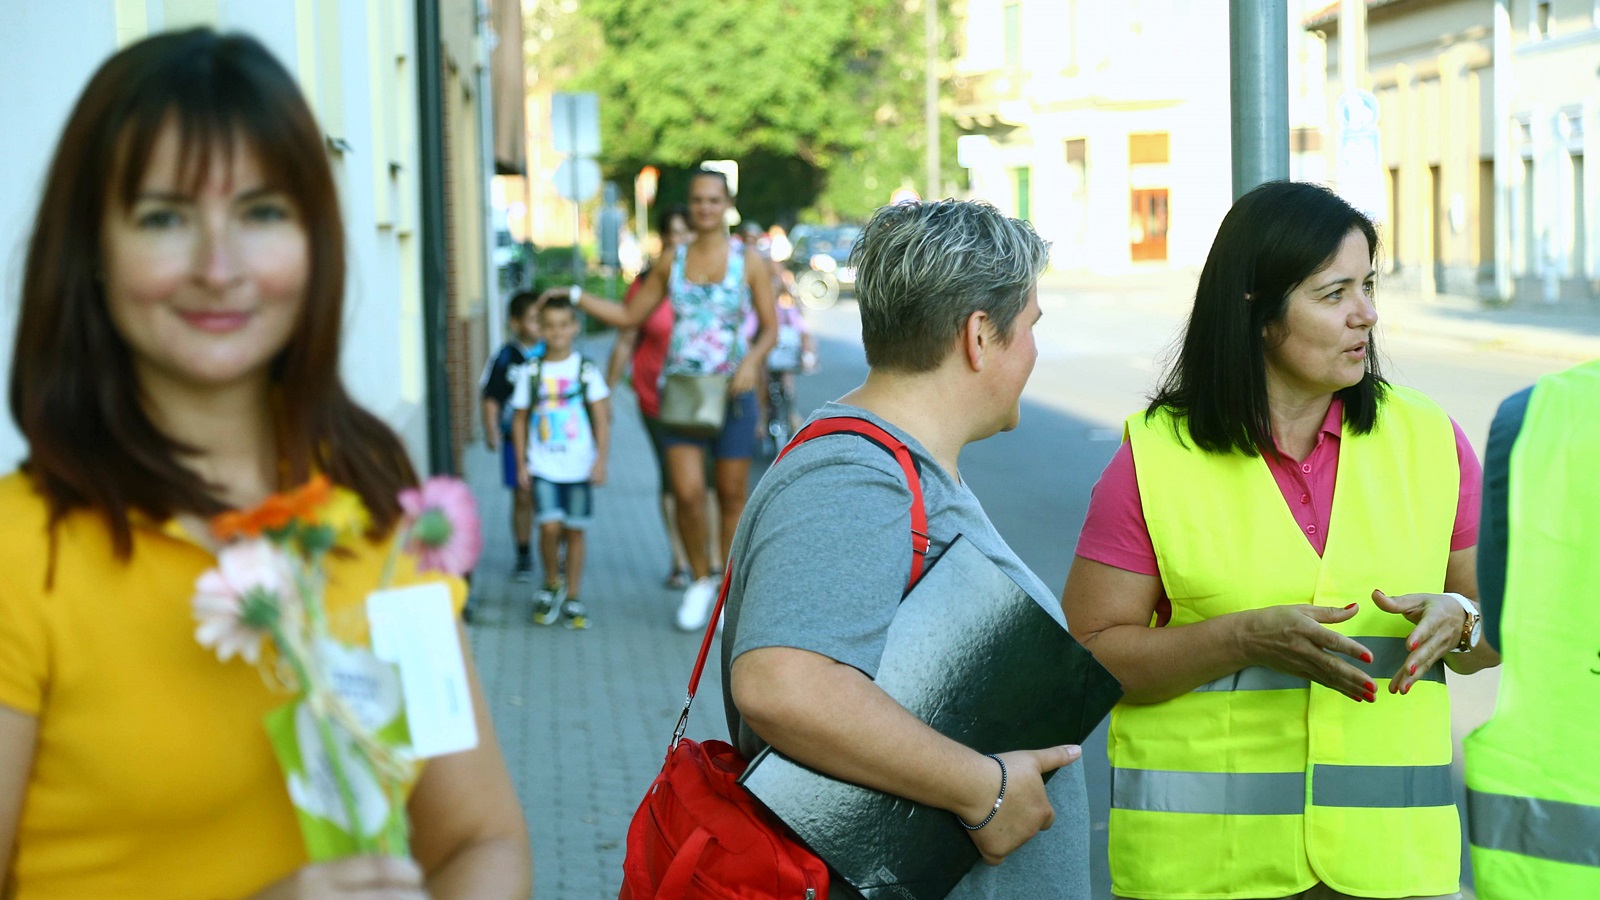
[{"xmin": 665, "ymin": 238, "xmax": 749, "ymax": 376}]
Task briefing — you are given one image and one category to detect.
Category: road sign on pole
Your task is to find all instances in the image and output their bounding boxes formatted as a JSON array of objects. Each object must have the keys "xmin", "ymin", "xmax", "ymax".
[
  {"xmin": 1335, "ymin": 90, "xmax": 1385, "ymax": 222},
  {"xmin": 551, "ymin": 93, "xmax": 600, "ymax": 157},
  {"xmin": 554, "ymin": 157, "xmax": 601, "ymax": 203}
]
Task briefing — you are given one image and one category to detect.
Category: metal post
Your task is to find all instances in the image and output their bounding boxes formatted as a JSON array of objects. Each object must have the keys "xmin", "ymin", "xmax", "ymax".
[
  {"xmin": 1338, "ymin": 0, "xmax": 1367, "ymax": 93},
  {"xmin": 416, "ymin": 0, "xmax": 455, "ymax": 475},
  {"xmin": 1492, "ymin": 0, "xmax": 1514, "ymax": 303},
  {"xmin": 1229, "ymin": 0, "xmax": 1290, "ymax": 199},
  {"xmin": 924, "ymin": 0, "xmax": 941, "ymax": 200}
]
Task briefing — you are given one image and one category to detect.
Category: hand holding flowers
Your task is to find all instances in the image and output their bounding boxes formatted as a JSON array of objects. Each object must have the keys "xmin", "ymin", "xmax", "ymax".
[{"xmin": 191, "ymin": 475, "xmax": 482, "ymax": 861}]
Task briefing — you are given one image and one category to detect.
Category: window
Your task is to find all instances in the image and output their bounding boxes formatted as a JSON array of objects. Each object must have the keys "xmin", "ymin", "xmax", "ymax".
[
  {"xmin": 1003, "ymin": 2, "xmax": 1023, "ymax": 68},
  {"xmin": 1012, "ymin": 166, "xmax": 1032, "ymax": 221},
  {"xmin": 1533, "ymin": 0, "xmax": 1551, "ymax": 39},
  {"xmin": 1129, "ymin": 132, "xmax": 1170, "ymax": 165}
]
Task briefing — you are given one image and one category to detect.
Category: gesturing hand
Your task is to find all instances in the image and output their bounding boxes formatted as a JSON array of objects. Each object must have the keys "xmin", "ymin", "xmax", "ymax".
[
  {"xmin": 1234, "ymin": 603, "xmax": 1376, "ymax": 702},
  {"xmin": 1371, "ymin": 589, "xmax": 1468, "ymax": 694},
  {"xmin": 964, "ymin": 745, "xmax": 1082, "ymax": 866}
]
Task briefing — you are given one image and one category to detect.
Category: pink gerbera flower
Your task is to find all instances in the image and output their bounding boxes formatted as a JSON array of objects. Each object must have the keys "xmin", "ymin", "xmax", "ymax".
[
  {"xmin": 192, "ymin": 539, "xmax": 296, "ymax": 664},
  {"xmin": 398, "ymin": 476, "xmax": 483, "ymax": 577}
]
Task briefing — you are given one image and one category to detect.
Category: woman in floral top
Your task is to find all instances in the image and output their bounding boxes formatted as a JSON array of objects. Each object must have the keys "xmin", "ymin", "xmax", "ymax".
[{"xmin": 568, "ymin": 169, "xmax": 777, "ymax": 633}]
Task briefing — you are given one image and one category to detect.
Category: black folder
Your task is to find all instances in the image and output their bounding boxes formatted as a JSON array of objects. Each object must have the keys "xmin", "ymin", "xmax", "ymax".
[{"xmin": 738, "ymin": 534, "xmax": 1123, "ymax": 900}]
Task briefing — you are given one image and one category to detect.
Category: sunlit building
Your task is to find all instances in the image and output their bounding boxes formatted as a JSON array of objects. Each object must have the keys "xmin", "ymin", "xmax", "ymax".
[
  {"xmin": 950, "ymin": 0, "xmax": 1329, "ymax": 273},
  {"xmin": 1309, "ymin": 0, "xmax": 1600, "ymax": 304}
]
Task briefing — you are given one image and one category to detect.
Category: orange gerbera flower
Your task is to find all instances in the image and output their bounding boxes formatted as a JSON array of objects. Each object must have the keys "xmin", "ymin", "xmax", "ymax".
[{"xmin": 212, "ymin": 475, "xmax": 333, "ymax": 541}]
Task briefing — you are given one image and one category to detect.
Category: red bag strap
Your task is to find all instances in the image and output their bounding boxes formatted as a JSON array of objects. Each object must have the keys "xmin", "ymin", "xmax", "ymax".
[{"xmin": 670, "ymin": 417, "xmax": 929, "ymax": 749}]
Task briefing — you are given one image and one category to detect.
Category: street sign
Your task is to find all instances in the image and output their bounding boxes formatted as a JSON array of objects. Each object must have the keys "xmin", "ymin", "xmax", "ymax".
[
  {"xmin": 1335, "ymin": 90, "xmax": 1385, "ymax": 223},
  {"xmin": 554, "ymin": 157, "xmax": 601, "ymax": 203},
  {"xmin": 551, "ymin": 93, "xmax": 600, "ymax": 157}
]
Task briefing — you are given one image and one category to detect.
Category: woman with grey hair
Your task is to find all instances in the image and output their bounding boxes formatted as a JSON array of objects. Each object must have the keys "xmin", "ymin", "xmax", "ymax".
[{"xmin": 719, "ymin": 199, "xmax": 1091, "ymax": 898}]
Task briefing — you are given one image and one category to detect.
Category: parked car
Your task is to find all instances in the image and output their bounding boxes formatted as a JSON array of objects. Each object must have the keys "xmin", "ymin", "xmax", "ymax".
[{"xmin": 787, "ymin": 224, "xmax": 860, "ymax": 309}]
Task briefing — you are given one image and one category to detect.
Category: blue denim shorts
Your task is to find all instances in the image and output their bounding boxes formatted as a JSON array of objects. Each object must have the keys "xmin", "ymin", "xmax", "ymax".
[{"xmin": 533, "ymin": 477, "xmax": 593, "ymax": 529}]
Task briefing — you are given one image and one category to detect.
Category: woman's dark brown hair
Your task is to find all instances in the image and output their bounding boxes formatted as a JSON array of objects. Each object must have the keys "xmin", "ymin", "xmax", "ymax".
[{"xmin": 9, "ymin": 27, "xmax": 417, "ymax": 558}]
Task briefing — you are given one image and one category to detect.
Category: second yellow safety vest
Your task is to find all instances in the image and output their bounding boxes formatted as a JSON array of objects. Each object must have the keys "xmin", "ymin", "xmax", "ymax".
[
  {"xmin": 1110, "ymin": 386, "xmax": 1460, "ymax": 899},
  {"xmin": 1465, "ymin": 359, "xmax": 1600, "ymax": 900}
]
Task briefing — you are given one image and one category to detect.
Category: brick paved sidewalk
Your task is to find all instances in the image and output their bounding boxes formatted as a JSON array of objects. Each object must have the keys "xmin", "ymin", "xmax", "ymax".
[{"xmin": 463, "ymin": 333, "xmax": 730, "ymax": 900}]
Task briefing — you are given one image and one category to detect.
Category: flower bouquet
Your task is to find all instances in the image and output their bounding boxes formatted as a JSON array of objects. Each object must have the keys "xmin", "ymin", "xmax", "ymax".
[{"xmin": 191, "ymin": 475, "xmax": 482, "ymax": 859}]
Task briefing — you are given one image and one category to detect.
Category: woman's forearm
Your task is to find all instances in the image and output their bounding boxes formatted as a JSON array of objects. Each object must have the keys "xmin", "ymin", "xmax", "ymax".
[
  {"xmin": 1082, "ymin": 614, "xmax": 1254, "ymax": 704},
  {"xmin": 425, "ymin": 835, "xmax": 532, "ymax": 900}
]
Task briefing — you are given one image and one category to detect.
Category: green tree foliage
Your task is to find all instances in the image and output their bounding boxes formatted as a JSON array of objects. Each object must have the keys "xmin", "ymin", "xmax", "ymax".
[{"xmin": 578, "ymin": 0, "xmax": 957, "ymax": 225}]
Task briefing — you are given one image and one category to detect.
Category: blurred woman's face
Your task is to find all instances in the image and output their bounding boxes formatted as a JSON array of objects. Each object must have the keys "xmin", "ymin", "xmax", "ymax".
[
  {"xmin": 1263, "ymin": 228, "xmax": 1377, "ymax": 404},
  {"xmin": 665, "ymin": 214, "xmax": 691, "ymax": 250},
  {"xmin": 100, "ymin": 122, "xmax": 308, "ymax": 396},
  {"xmin": 687, "ymin": 175, "xmax": 730, "ymax": 233}
]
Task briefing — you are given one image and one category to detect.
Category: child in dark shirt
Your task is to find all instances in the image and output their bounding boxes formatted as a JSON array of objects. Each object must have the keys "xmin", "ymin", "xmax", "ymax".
[{"xmin": 479, "ymin": 290, "xmax": 545, "ymax": 579}]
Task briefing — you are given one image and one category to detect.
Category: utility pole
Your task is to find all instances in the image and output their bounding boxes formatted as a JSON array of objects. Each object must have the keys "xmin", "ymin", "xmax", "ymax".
[
  {"xmin": 1492, "ymin": 0, "xmax": 1514, "ymax": 303},
  {"xmin": 1338, "ymin": 0, "xmax": 1367, "ymax": 93},
  {"xmin": 1229, "ymin": 0, "xmax": 1290, "ymax": 199},
  {"xmin": 924, "ymin": 0, "xmax": 941, "ymax": 200}
]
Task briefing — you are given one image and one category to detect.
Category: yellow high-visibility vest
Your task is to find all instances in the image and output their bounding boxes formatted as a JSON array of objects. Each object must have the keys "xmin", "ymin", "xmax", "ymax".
[
  {"xmin": 1110, "ymin": 386, "xmax": 1461, "ymax": 899},
  {"xmin": 1465, "ymin": 359, "xmax": 1600, "ymax": 900}
]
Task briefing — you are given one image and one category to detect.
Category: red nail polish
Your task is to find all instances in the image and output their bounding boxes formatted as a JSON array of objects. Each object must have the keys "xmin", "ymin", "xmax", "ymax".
[
  {"xmin": 1409, "ymin": 641, "xmax": 1418, "ymax": 651},
  {"xmin": 1360, "ymin": 652, "xmax": 1373, "ymax": 664},
  {"xmin": 1409, "ymin": 664, "xmax": 1417, "ymax": 675},
  {"xmin": 1344, "ymin": 603, "xmax": 1359, "ymax": 610},
  {"xmin": 1401, "ymin": 683, "xmax": 1410, "ymax": 695},
  {"xmin": 1364, "ymin": 691, "xmax": 1376, "ymax": 702},
  {"xmin": 1364, "ymin": 681, "xmax": 1376, "ymax": 693}
]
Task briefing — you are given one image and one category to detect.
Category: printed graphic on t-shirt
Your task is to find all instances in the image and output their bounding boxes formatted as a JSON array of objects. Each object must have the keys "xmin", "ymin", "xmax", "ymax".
[{"xmin": 510, "ymin": 354, "xmax": 609, "ymax": 483}]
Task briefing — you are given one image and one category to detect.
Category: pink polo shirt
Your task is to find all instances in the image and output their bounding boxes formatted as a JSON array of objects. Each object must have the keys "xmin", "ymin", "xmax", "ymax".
[{"xmin": 1075, "ymin": 399, "xmax": 1481, "ymax": 623}]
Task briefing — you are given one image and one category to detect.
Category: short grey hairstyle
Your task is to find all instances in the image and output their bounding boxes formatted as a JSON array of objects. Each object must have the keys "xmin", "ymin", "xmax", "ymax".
[{"xmin": 851, "ymin": 200, "xmax": 1050, "ymax": 373}]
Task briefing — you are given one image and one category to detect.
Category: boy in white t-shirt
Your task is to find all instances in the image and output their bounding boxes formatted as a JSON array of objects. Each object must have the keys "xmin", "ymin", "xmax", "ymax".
[{"xmin": 510, "ymin": 296, "xmax": 611, "ymax": 628}]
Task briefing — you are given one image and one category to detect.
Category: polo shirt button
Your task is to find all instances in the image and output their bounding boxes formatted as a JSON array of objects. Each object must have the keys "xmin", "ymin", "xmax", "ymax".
[
  {"xmin": 1301, "ymin": 463, "xmax": 1312, "ymax": 474},
  {"xmin": 1306, "ymin": 524, "xmax": 1318, "ymax": 535},
  {"xmin": 1300, "ymin": 493, "xmax": 1311, "ymax": 504}
]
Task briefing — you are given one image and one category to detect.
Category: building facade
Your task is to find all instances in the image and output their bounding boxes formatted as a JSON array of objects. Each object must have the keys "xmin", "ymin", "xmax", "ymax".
[
  {"xmin": 1310, "ymin": 0, "xmax": 1600, "ymax": 304},
  {"xmin": 0, "ymin": 0, "xmax": 504, "ymax": 472}
]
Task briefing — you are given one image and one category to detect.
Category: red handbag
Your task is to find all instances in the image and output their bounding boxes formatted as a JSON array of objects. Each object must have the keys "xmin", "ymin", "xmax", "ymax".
[{"xmin": 619, "ymin": 417, "xmax": 930, "ymax": 900}]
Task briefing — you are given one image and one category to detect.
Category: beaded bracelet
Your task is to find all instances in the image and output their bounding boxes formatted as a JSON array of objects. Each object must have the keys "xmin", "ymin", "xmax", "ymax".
[{"xmin": 959, "ymin": 754, "xmax": 1007, "ymax": 831}]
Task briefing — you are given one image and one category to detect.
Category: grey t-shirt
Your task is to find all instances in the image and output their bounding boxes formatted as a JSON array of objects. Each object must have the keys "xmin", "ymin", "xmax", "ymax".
[{"xmin": 720, "ymin": 403, "xmax": 1090, "ymax": 900}]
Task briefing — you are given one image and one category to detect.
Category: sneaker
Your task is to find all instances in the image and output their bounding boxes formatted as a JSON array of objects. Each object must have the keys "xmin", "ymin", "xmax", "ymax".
[
  {"xmin": 512, "ymin": 557, "xmax": 534, "ymax": 583},
  {"xmin": 675, "ymin": 576, "xmax": 721, "ymax": 632},
  {"xmin": 531, "ymin": 582, "xmax": 565, "ymax": 625},
  {"xmin": 663, "ymin": 566, "xmax": 690, "ymax": 590},
  {"xmin": 561, "ymin": 599, "xmax": 590, "ymax": 630}
]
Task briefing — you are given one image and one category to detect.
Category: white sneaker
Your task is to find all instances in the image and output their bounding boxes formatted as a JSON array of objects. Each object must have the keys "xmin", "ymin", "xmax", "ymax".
[{"xmin": 676, "ymin": 576, "xmax": 721, "ymax": 632}]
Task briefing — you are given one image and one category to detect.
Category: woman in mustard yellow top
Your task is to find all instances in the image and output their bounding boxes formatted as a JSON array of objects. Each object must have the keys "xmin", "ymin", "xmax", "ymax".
[{"xmin": 0, "ymin": 29, "xmax": 530, "ymax": 899}]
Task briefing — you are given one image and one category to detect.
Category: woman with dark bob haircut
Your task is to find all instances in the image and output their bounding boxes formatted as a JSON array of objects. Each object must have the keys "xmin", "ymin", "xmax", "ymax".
[
  {"xmin": 0, "ymin": 28, "xmax": 530, "ymax": 898},
  {"xmin": 1063, "ymin": 182, "xmax": 1499, "ymax": 900}
]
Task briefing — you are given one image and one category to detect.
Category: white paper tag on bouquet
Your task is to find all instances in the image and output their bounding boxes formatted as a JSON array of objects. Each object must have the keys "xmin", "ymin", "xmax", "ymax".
[{"xmin": 366, "ymin": 584, "xmax": 478, "ymax": 758}]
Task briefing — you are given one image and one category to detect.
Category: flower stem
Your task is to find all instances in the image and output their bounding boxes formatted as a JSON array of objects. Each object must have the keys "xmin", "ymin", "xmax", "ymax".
[
  {"xmin": 377, "ymin": 524, "xmax": 411, "ymax": 590},
  {"xmin": 275, "ymin": 625, "xmax": 372, "ymax": 854}
]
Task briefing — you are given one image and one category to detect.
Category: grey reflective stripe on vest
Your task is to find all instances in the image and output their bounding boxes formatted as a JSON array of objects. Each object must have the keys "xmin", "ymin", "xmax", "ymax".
[
  {"xmin": 1113, "ymin": 765, "xmax": 1454, "ymax": 814},
  {"xmin": 1312, "ymin": 764, "xmax": 1455, "ymax": 808},
  {"xmin": 1191, "ymin": 636, "xmax": 1444, "ymax": 693},
  {"xmin": 1112, "ymin": 769, "xmax": 1305, "ymax": 815},
  {"xmin": 1468, "ymin": 789, "xmax": 1600, "ymax": 868}
]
